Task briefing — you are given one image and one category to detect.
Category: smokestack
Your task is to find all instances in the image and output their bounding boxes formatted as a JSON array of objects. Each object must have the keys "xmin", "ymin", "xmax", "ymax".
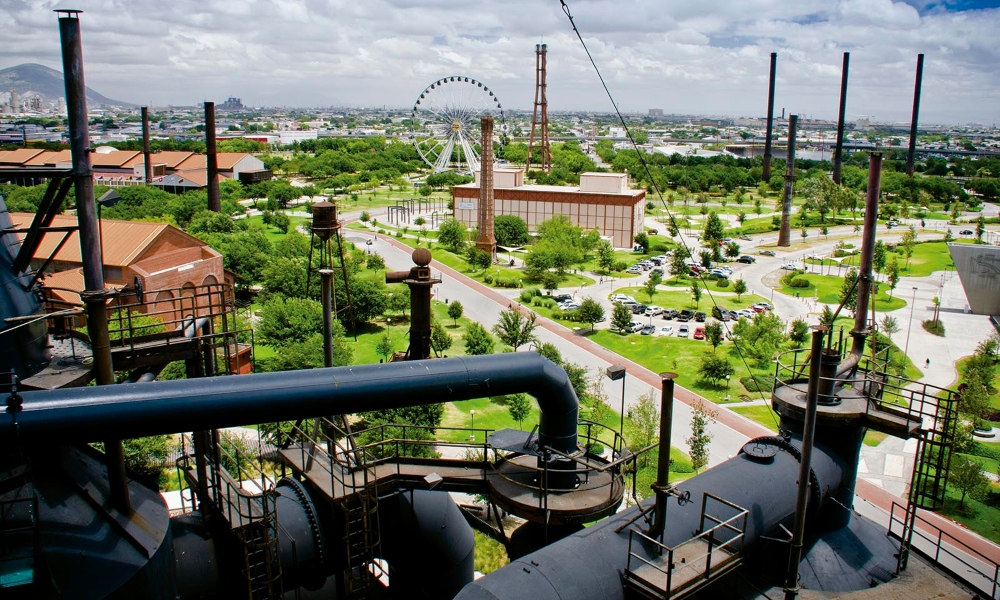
[
  {"xmin": 475, "ymin": 116, "xmax": 496, "ymax": 256},
  {"xmin": 905, "ymin": 54, "xmax": 924, "ymax": 177},
  {"xmin": 57, "ymin": 8, "xmax": 127, "ymax": 513},
  {"xmin": 141, "ymin": 105, "xmax": 152, "ymax": 184},
  {"xmin": 777, "ymin": 115, "xmax": 798, "ymax": 247},
  {"xmin": 646, "ymin": 372, "xmax": 677, "ymax": 541},
  {"xmin": 832, "ymin": 52, "xmax": 850, "ymax": 185},
  {"xmin": 205, "ymin": 101, "xmax": 221, "ymax": 212},
  {"xmin": 762, "ymin": 52, "xmax": 777, "ymax": 181}
]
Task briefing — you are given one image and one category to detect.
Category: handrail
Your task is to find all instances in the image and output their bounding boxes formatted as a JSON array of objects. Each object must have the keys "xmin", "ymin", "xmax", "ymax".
[{"xmin": 888, "ymin": 501, "xmax": 999, "ymax": 599}]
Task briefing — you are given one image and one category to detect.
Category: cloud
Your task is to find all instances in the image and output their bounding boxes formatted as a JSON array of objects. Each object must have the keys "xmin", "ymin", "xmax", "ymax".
[{"xmin": 1, "ymin": 0, "xmax": 996, "ymax": 123}]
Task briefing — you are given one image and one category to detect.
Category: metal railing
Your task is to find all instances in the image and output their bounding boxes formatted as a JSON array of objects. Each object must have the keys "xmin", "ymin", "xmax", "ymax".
[
  {"xmin": 625, "ymin": 493, "xmax": 749, "ymax": 599},
  {"xmin": 888, "ymin": 501, "xmax": 999, "ymax": 599}
]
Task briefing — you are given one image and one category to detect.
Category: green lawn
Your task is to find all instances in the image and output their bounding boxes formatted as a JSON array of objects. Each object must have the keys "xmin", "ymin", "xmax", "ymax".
[
  {"xmin": 940, "ymin": 484, "xmax": 1000, "ymax": 545},
  {"xmin": 888, "ymin": 241, "xmax": 965, "ymax": 278},
  {"xmin": 775, "ymin": 272, "xmax": 907, "ymax": 311},
  {"xmin": 610, "ymin": 285, "xmax": 769, "ymax": 312},
  {"xmin": 954, "ymin": 356, "xmax": 1000, "ymax": 412},
  {"xmin": 729, "ymin": 405, "xmax": 780, "ymax": 432},
  {"xmin": 244, "ymin": 214, "xmax": 311, "ymax": 241}
]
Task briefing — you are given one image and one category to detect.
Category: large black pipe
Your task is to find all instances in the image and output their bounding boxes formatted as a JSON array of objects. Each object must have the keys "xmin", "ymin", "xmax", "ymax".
[
  {"xmin": 57, "ymin": 9, "xmax": 127, "ymax": 513},
  {"xmin": 647, "ymin": 372, "xmax": 676, "ymax": 541},
  {"xmin": 142, "ymin": 106, "xmax": 152, "ymax": 184},
  {"xmin": 905, "ymin": 54, "xmax": 924, "ymax": 177},
  {"xmin": 832, "ymin": 52, "xmax": 850, "ymax": 185},
  {"xmin": 777, "ymin": 114, "xmax": 797, "ymax": 247},
  {"xmin": 762, "ymin": 52, "xmax": 777, "ymax": 182},
  {"xmin": 5, "ymin": 353, "xmax": 579, "ymax": 455},
  {"xmin": 205, "ymin": 101, "xmax": 221, "ymax": 212}
]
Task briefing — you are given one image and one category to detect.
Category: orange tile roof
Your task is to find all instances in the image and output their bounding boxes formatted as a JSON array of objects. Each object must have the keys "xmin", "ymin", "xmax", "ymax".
[
  {"xmin": 90, "ymin": 150, "xmax": 141, "ymax": 168},
  {"xmin": 142, "ymin": 151, "xmax": 194, "ymax": 169},
  {"xmin": 174, "ymin": 154, "xmax": 206, "ymax": 171},
  {"xmin": 0, "ymin": 148, "xmax": 45, "ymax": 166},
  {"xmin": 215, "ymin": 153, "xmax": 251, "ymax": 170},
  {"xmin": 24, "ymin": 150, "xmax": 72, "ymax": 166},
  {"xmin": 42, "ymin": 267, "xmax": 123, "ymax": 304},
  {"xmin": 9, "ymin": 213, "xmax": 168, "ymax": 267}
]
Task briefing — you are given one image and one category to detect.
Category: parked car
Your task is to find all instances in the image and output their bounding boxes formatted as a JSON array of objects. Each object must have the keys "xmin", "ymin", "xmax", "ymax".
[
  {"xmin": 738, "ymin": 235, "xmax": 752, "ymax": 241},
  {"xmin": 736, "ymin": 309, "xmax": 756, "ymax": 319},
  {"xmin": 649, "ymin": 257, "xmax": 663, "ymax": 266},
  {"xmin": 651, "ymin": 267, "xmax": 664, "ymax": 275},
  {"xmin": 752, "ymin": 302, "xmax": 772, "ymax": 312},
  {"xmin": 759, "ymin": 250, "xmax": 776, "ymax": 257},
  {"xmin": 553, "ymin": 294, "xmax": 572, "ymax": 303},
  {"xmin": 640, "ymin": 324, "xmax": 656, "ymax": 335},
  {"xmin": 644, "ymin": 305, "xmax": 664, "ymax": 317},
  {"xmin": 695, "ymin": 312, "xmax": 707, "ymax": 322},
  {"xmin": 712, "ymin": 306, "xmax": 731, "ymax": 321},
  {"xmin": 737, "ymin": 255, "xmax": 756, "ymax": 264},
  {"xmin": 631, "ymin": 304, "xmax": 647, "ymax": 315},
  {"xmin": 626, "ymin": 265, "xmax": 643, "ymax": 274},
  {"xmin": 559, "ymin": 302, "xmax": 580, "ymax": 311},
  {"xmin": 659, "ymin": 325, "xmax": 674, "ymax": 337},
  {"xmin": 677, "ymin": 324, "xmax": 691, "ymax": 338},
  {"xmin": 629, "ymin": 321, "xmax": 644, "ymax": 333},
  {"xmin": 959, "ymin": 229, "xmax": 974, "ymax": 236},
  {"xmin": 612, "ymin": 294, "xmax": 636, "ymax": 303},
  {"xmin": 781, "ymin": 263, "xmax": 798, "ymax": 270},
  {"xmin": 662, "ymin": 308, "xmax": 679, "ymax": 319},
  {"xmin": 693, "ymin": 327, "xmax": 706, "ymax": 340},
  {"xmin": 709, "ymin": 268, "xmax": 730, "ymax": 279},
  {"xmin": 677, "ymin": 310, "xmax": 695, "ymax": 322}
]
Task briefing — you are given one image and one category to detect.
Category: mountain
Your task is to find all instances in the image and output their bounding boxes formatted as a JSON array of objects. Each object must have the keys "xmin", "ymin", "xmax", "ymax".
[{"xmin": 0, "ymin": 63, "xmax": 133, "ymax": 108}]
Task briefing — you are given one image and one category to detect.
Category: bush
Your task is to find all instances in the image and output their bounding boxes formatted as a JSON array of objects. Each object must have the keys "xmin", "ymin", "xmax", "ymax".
[
  {"xmin": 740, "ymin": 375, "xmax": 774, "ymax": 393},
  {"xmin": 789, "ymin": 277, "xmax": 811, "ymax": 288},
  {"xmin": 519, "ymin": 290, "xmax": 534, "ymax": 303},
  {"xmin": 715, "ymin": 278, "xmax": 730, "ymax": 289},
  {"xmin": 922, "ymin": 319, "xmax": 946, "ymax": 337},
  {"xmin": 395, "ymin": 231, "xmax": 403, "ymax": 238},
  {"xmin": 652, "ymin": 244, "xmax": 669, "ymax": 252}
]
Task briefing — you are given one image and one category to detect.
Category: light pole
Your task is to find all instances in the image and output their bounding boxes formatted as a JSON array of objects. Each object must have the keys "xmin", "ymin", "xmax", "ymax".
[
  {"xmin": 606, "ymin": 365, "xmax": 627, "ymax": 449},
  {"xmin": 903, "ymin": 286, "xmax": 919, "ymax": 362},
  {"xmin": 469, "ymin": 409, "xmax": 475, "ymax": 441},
  {"xmin": 96, "ymin": 189, "xmax": 120, "ymax": 278}
]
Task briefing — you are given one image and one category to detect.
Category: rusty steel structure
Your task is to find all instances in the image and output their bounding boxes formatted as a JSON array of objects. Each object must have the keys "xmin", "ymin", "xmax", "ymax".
[
  {"xmin": 205, "ymin": 101, "xmax": 221, "ymax": 212},
  {"xmin": 527, "ymin": 43, "xmax": 552, "ymax": 173},
  {"xmin": 141, "ymin": 106, "xmax": 152, "ymax": 184},
  {"xmin": 777, "ymin": 114, "xmax": 798, "ymax": 247},
  {"xmin": 475, "ymin": 116, "xmax": 497, "ymax": 256},
  {"xmin": 906, "ymin": 53, "xmax": 925, "ymax": 177},
  {"xmin": 762, "ymin": 52, "xmax": 778, "ymax": 181},
  {"xmin": 832, "ymin": 52, "xmax": 850, "ymax": 185},
  {"xmin": 308, "ymin": 201, "xmax": 357, "ymax": 332},
  {"xmin": 385, "ymin": 248, "xmax": 441, "ymax": 360}
]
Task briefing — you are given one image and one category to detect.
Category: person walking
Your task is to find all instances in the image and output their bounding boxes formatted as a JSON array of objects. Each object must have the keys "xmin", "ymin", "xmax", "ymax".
[{"xmin": 925, "ymin": 358, "xmax": 930, "ymax": 368}]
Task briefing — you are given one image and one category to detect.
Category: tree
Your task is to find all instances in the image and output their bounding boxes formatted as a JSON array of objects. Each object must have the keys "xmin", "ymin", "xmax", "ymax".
[
  {"xmin": 698, "ymin": 351, "xmax": 735, "ymax": 386},
  {"xmin": 463, "ymin": 322, "xmax": 496, "ymax": 355},
  {"xmin": 840, "ymin": 267, "xmax": 860, "ymax": 314},
  {"xmin": 901, "ymin": 225, "xmax": 917, "ymax": 270},
  {"xmin": 366, "ymin": 253, "xmax": 386, "ymax": 271},
  {"xmin": 686, "ymin": 400, "xmax": 717, "ymax": 472},
  {"xmin": 494, "ymin": 215, "xmax": 530, "ymax": 247},
  {"xmin": 731, "ymin": 312, "xmax": 786, "ymax": 368},
  {"xmin": 733, "ymin": 278, "xmax": 748, "ymax": 302},
  {"xmin": 268, "ymin": 180, "xmax": 300, "ymax": 209},
  {"xmin": 886, "ymin": 258, "xmax": 901, "ymax": 298},
  {"xmin": 670, "ymin": 252, "xmax": 689, "ymax": 277},
  {"xmin": 975, "ymin": 214, "xmax": 987, "ymax": 244},
  {"xmin": 577, "ymin": 298, "xmax": 606, "ymax": 332},
  {"xmin": 507, "ymin": 393, "xmax": 531, "ymax": 429},
  {"xmin": 430, "ymin": 321, "xmax": 453, "ymax": 356},
  {"xmin": 447, "ymin": 300, "xmax": 464, "ymax": 325},
  {"xmin": 633, "ymin": 232, "xmax": 650, "ymax": 253},
  {"xmin": 703, "ymin": 211, "xmax": 725, "ymax": 243},
  {"xmin": 642, "ymin": 272, "xmax": 662, "ymax": 303},
  {"xmin": 704, "ymin": 321, "xmax": 724, "ymax": 352},
  {"xmin": 437, "ymin": 219, "xmax": 468, "ymax": 252},
  {"xmin": 724, "ymin": 241, "xmax": 741, "ymax": 260},
  {"xmin": 819, "ymin": 305, "xmax": 836, "ymax": 328},
  {"xmin": 950, "ymin": 456, "xmax": 987, "ymax": 509},
  {"xmin": 612, "ymin": 303, "xmax": 634, "ymax": 334},
  {"xmin": 256, "ymin": 297, "xmax": 323, "ymax": 347},
  {"xmin": 626, "ymin": 391, "xmax": 659, "ymax": 467},
  {"xmin": 873, "ymin": 240, "xmax": 887, "ymax": 276},
  {"xmin": 789, "ymin": 318, "xmax": 809, "ymax": 346},
  {"xmin": 261, "ymin": 256, "xmax": 309, "ymax": 298},
  {"xmin": 880, "ymin": 315, "xmax": 900, "ymax": 343},
  {"xmin": 376, "ymin": 333, "xmax": 395, "ymax": 362},
  {"xmin": 596, "ymin": 239, "xmax": 616, "ymax": 273},
  {"xmin": 257, "ymin": 329, "xmax": 352, "ymax": 372},
  {"xmin": 690, "ymin": 280, "xmax": 702, "ymax": 307},
  {"xmin": 492, "ymin": 305, "xmax": 538, "ymax": 351}
]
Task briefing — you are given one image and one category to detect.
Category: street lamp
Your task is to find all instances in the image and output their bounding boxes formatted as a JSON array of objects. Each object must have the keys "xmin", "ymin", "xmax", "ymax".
[
  {"xmin": 469, "ymin": 409, "xmax": 475, "ymax": 441},
  {"xmin": 96, "ymin": 189, "xmax": 120, "ymax": 278},
  {"xmin": 903, "ymin": 286, "xmax": 919, "ymax": 363},
  {"xmin": 605, "ymin": 365, "xmax": 627, "ymax": 445}
]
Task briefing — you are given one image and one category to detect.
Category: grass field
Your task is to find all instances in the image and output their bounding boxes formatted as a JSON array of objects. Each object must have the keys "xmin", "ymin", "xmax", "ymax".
[
  {"xmin": 243, "ymin": 214, "xmax": 311, "ymax": 241},
  {"xmin": 729, "ymin": 405, "xmax": 780, "ymax": 432},
  {"xmin": 888, "ymin": 240, "xmax": 967, "ymax": 278},
  {"xmin": 775, "ymin": 272, "xmax": 907, "ymax": 312}
]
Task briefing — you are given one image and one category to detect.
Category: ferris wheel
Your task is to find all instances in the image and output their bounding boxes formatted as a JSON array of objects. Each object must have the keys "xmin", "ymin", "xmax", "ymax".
[{"xmin": 410, "ymin": 76, "xmax": 506, "ymax": 175}]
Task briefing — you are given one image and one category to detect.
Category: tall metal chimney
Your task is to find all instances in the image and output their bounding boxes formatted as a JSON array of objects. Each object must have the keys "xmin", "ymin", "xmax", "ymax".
[
  {"xmin": 141, "ymin": 105, "xmax": 152, "ymax": 184},
  {"xmin": 905, "ymin": 54, "xmax": 925, "ymax": 177},
  {"xmin": 832, "ymin": 52, "xmax": 850, "ymax": 185},
  {"xmin": 475, "ymin": 116, "xmax": 496, "ymax": 256},
  {"xmin": 205, "ymin": 101, "xmax": 221, "ymax": 212},
  {"xmin": 777, "ymin": 115, "xmax": 798, "ymax": 247},
  {"xmin": 762, "ymin": 52, "xmax": 777, "ymax": 181},
  {"xmin": 56, "ymin": 8, "xmax": 128, "ymax": 513}
]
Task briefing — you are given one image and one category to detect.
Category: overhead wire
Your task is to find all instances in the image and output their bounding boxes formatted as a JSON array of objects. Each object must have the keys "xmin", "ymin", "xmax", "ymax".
[{"xmin": 558, "ymin": 0, "xmax": 783, "ymax": 431}]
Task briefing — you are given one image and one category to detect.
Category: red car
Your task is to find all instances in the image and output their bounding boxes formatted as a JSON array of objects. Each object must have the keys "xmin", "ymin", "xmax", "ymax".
[{"xmin": 693, "ymin": 327, "xmax": 706, "ymax": 340}]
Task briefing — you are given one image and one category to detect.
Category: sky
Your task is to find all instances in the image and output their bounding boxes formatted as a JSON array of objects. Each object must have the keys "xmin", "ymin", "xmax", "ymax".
[{"xmin": 3, "ymin": 0, "xmax": 1000, "ymax": 125}]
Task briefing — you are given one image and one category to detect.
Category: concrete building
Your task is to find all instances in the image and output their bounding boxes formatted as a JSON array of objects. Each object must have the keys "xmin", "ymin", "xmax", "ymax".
[
  {"xmin": 452, "ymin": 171, "xmax": 646, "ymax": 248},
  {"xmin": 948, "ymin": 243, "xmax": 1000, "ymax": 316}
]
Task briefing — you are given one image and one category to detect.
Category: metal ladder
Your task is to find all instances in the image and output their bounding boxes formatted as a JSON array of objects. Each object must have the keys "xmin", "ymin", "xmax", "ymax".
[
  {"xmin": 342, "ymin": 490, "xmax": 381, "ymax": 599},
  {"xmin": 238, "ymin": 495, "xmax": 282, "ymax": 600}
]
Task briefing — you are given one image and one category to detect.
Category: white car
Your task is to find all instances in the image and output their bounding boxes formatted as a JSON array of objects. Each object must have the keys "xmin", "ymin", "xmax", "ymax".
[
  {"xmin": 781, "ymin": 263, "xmax": 798, "ymax": 270},
  {"xmin": 644, "ymin": 305, "xmax": 664, "ymax": 317},
  {"xmin": 628, "ymin": 321, "xmax": 644, "ymax": 333},
  {"xmin": 677, "ymin": 324, "xmax": 690, "ymax": 338},
  {"xmin": 660, "ymin": 325, "xmax": 674, "ymax": 337},
  {"xmin": 611, "ymin": 294, "xmax": 636, "ymax": 303}
]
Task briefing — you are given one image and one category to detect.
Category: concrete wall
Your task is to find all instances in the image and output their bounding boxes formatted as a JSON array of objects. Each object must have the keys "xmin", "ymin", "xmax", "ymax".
[{"xmin": 948, "ymin": 243, "xmax": 1000, "ymax": 315}]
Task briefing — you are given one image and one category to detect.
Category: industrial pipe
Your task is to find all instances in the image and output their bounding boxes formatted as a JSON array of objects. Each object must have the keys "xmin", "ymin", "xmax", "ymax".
[
  {"xmin": 142, "ymin": 106, "xmax": 152, "ymax": 184},
  {"xmin": 205, "ymin": 101, "xmax": 221, "ymax": 212},
  {"xmin": 777, "ymin": 115, "xmax": 797, "ymax": 247},
  {"xmin": 762, "ymin": 52, "xmax": 777, "ymax": 182},
  {"xmin": 832, "ymin": 52, "xmax": 850, "ymax": 185},
  {"xmin": 836, "ymin": 153, "xmax": 882, "ymax": 378},
  {"xmin": 5, "ymin": 353, "xmax": 580, "ymax": 455},
  {"xmin": 905, "ymin": 54, "xmax": 924, "ymax": 177},
  {"xmin": 646, "ymin": 372, "xmax": 676, "ymax": 541}
]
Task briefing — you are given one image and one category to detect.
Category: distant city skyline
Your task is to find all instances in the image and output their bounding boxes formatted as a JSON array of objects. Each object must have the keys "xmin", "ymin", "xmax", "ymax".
[{"xmin": 3, "ymin": 0, "xmax": 999, "ymax": 125}]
